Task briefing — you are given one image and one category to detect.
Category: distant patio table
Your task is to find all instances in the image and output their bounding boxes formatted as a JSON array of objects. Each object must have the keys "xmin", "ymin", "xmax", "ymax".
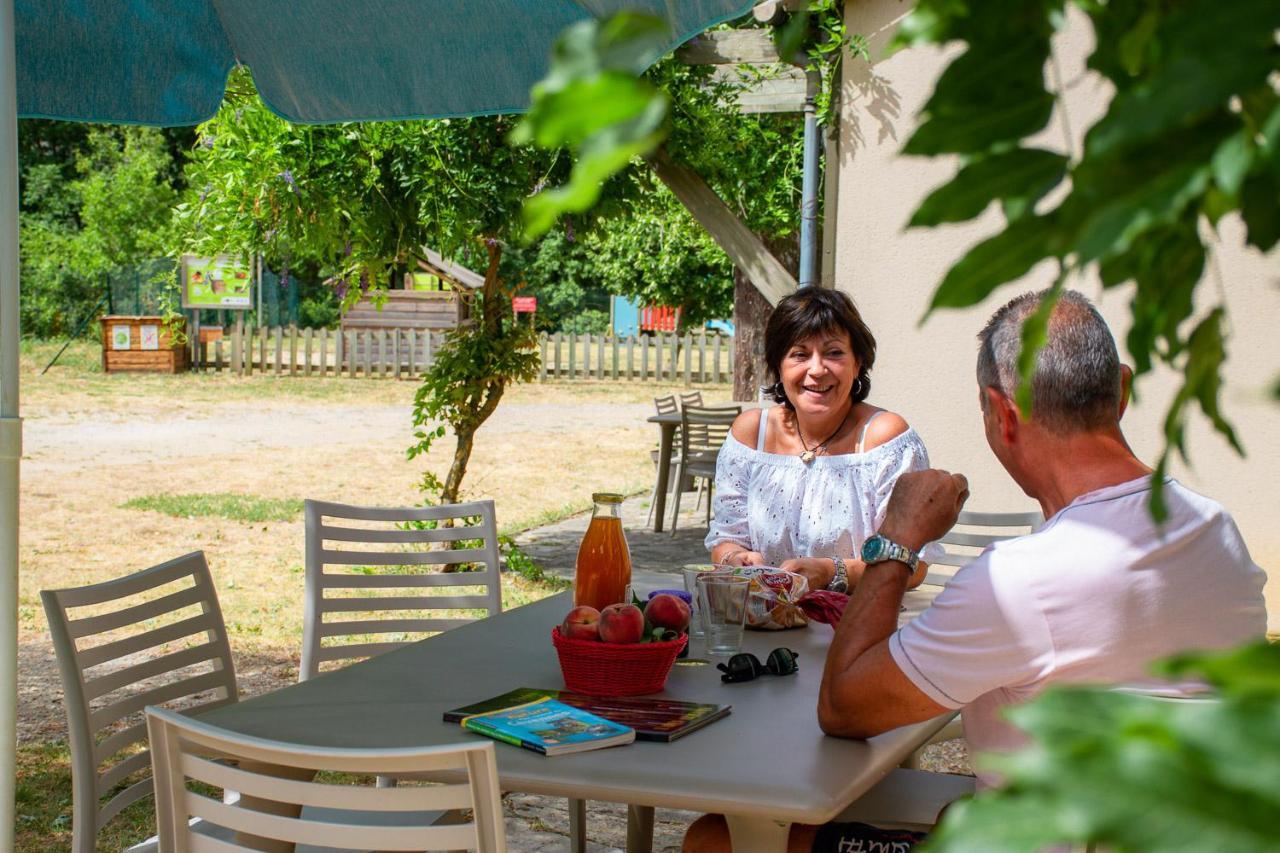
[
  {"xmin": 646, "ymin": 411, "xmax": 682, "ymax": 532},
  {"xmin": 199, "ymin": 590, "xmax": 954, "ymax": 853}
]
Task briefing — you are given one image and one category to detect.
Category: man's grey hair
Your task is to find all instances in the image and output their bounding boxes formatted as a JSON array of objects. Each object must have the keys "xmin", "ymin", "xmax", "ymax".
[{"xmin": 977, "ymin": 289, "xmax": 1122, "ymax": 434}]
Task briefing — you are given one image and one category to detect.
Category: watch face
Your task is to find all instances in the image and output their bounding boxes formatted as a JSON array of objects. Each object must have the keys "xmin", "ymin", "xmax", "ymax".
[{"xmin": 861, "ymin": 536, "xmax": 885, "ymax": 562}]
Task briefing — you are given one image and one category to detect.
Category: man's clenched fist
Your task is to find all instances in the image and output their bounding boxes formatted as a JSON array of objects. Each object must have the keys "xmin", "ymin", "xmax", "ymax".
[{"xmin": 878, "ymin": 469, "xmax": 970, "ymax": 552}]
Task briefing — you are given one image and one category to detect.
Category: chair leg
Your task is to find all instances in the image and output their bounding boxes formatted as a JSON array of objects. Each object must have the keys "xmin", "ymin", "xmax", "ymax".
[
  {"xmin": 669, "ymin": 461, "xmax": 686, "ymax": 535},
  {"xmin": 704, "ymin": 480, "xmax": 714, "ymax": 526},
  {"xmin": 694, "ymin": 478, "xmax": 706, "ymax": 513},
  {"xmin": 569, "ymin": 797, "xmax": 587, "ymax": 853},
  {"xmin": 645, "ymin": 475, "xmax": 660, "ymax": 528}
]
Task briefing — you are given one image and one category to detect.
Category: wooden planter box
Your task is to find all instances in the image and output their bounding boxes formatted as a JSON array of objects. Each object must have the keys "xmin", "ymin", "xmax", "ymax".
[{"xmin": 100, "ymin": 315, "xmax": 189, "ymax": 374}]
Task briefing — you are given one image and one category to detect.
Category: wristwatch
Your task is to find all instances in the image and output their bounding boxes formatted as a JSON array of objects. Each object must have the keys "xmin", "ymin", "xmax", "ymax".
[
  {"xmin": 827, "ymin": 557, "xmax": 849, "ymax": 593},
  {"xmin": 860, "ymin": 534, "xmax": 920, "ymax": 575}
]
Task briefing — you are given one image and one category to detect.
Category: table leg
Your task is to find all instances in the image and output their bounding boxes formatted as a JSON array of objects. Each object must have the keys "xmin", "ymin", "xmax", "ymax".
[
  {"xmin": 726, "ymin": 814, "xmax": 792, "ymax": 853},
  {"xmin": 627, "ymin": 804, "xmax": 655, "ymax": 853},
  {"xmin": 652, "ymin": 423, "xmax": 675, "ymax": 532},
  {"xmin": 569, "ymin": 797, "xmax": 587, "ymax": 853}
]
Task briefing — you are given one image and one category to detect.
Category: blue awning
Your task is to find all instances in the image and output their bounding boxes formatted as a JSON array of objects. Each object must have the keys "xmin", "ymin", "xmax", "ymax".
[{"xmin": 17, "ymin": 0, "xmax": 756, "ymax": 126}]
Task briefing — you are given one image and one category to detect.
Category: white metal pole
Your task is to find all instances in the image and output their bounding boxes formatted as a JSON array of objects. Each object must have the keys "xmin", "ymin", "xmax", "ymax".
[{"xmin": 0, "ymin": 0, "xmax": 20, "ymax": 847}]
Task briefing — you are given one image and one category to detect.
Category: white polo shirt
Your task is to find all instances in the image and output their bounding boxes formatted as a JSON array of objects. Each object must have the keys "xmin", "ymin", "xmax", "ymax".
[{"xmin": 889, "ymin": 476, "xmax": 1268, "ymax": 788}]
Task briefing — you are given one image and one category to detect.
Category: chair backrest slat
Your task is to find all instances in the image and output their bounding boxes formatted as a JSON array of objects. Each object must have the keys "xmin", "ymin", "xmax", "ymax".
[
  {"xmin": 924, "ymin": 510, "xmax": 1042, "ymax": 587},
  {"xmin": 147, "ymin": 707, "xmax": 507, "ymax": 852},
  {"xmin": 653, "ymin": 394, "xmax": 678, "ymax": 415},
  {"xmin": 41, "ymin": 551, "xmax": 237, "ymax": 853},
  {"xmin": 680, "ymin": 404, "xmax": 740, "ymax": 457},
  {"xmin": 302, "ymin": 499, "xmax": 502, "ymax": 680}
]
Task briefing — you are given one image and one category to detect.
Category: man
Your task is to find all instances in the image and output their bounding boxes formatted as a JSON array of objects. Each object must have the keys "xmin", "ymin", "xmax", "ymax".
[{"xmin": 685, "ymin": 290, "xmax": 1267, "ymax": 852}]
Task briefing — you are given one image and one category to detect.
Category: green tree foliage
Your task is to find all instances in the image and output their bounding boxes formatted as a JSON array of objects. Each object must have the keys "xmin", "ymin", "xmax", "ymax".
[
  {"xmin": 924, "ymin": 641, "xmax": 1280, "ymax": 852},
  {"xmin": 19, "ymin": 125, "xmax": 178, "ymax": 337},
  {"xmin": 178, "ymin": 71, "xmax": 559, "ymax": 504},
  {"xmin": 895, "ymin": 0, "xmax": 1279, "ymax": 518}
]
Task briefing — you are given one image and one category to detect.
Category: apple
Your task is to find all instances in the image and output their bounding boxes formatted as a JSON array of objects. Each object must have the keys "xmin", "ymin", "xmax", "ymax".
[
  {"xmin": 561, "ymin": 605, "xmax": 601, "ymax": 641},
  {"xmin": 598, "ymin": 603, "xmax": 645, "ymax": 644},
  {"xmin": 646, "ymin": 593, "xmax": 691, "ymax": 634}
]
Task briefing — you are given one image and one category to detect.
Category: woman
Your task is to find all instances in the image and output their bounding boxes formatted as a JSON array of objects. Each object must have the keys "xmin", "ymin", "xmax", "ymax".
[{"xmin": 706, "ymin": 287, "xmax": 939, "ymax": 591}]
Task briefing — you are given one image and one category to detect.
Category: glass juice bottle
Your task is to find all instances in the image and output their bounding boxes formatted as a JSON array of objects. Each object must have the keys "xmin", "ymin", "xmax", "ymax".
[{"xmin": 574, "ymin": 493, "xmax": 632, "ymax": 610}]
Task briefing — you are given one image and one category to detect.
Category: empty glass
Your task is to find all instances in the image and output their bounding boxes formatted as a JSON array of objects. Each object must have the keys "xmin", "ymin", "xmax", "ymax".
[
  {"xmin": 681, "ymin": 564, "xmax": 727, "ymax": 640},
  {"xmin": 696, "ymin": 574, "xmax": 751, "ymax": 657}
]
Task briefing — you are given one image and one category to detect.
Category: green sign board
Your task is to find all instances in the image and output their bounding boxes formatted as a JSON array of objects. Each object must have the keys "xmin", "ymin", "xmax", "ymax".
[{"xmin": 182, "ymin": 255, "xmax": 253, "ymax": 309}]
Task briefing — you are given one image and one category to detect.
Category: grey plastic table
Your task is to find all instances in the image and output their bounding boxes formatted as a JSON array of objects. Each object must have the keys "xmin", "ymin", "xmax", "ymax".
[
  {"xmin": 201, "ymin": 590, "xmax": 954, "ymax": 852},
  {"xmin": 646, "ymin": 411, "xmax": 681, "ymax": 532}
]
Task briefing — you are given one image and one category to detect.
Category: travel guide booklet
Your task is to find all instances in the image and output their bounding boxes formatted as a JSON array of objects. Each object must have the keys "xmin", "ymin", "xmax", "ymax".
[
  {"xmin": 445, "ymin": 687, "xmax": 731, "ymax": 742},
  {"xmin": 459, "ymin": 697, "xmax": 635, "ymax": 756}
]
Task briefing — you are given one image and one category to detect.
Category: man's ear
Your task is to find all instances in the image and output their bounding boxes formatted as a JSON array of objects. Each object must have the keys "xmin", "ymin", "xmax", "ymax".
[
  {"xmin": 982, "ymin": 387, "xmax": 1019, "ymax": 444},
  {"xmin": 1118, "ymin": 365, "xmax": 1133, "ymax": 419}
]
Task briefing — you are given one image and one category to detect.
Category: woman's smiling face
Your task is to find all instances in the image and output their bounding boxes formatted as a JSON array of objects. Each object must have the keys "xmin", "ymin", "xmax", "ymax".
[{"xmin": 781, "ymin": 329, "xmax": 858, "ymax": 418}]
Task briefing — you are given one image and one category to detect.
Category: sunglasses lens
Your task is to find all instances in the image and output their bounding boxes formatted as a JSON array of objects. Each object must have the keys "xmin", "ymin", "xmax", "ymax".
[
  {"xmin": 718, "ymin": 653, "xmax": 765, "ymax": 682},
  {"xmin": 766, "ymin": 648, "xmax": 798, "ymax": 675}
]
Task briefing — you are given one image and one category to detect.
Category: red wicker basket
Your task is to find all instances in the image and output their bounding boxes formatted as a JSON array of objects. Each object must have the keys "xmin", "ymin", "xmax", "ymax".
[{"xmin": 551, "ymin": 627, "xmax": 687, "ymax": 697}]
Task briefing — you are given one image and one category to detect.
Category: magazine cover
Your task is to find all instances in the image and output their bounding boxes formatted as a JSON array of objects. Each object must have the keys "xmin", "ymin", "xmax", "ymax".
[
  {"xmin": 460, "ymin": 697, "xmax": 636, "ymax": 756},
  {"xmin": 446, "ymin": 687, "xmax": 730, "ymax": 742}
]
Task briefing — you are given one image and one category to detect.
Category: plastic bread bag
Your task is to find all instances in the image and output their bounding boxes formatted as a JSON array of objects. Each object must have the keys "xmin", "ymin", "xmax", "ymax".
[{"xmin": 722, "ymin": 565, "xmax": 849, "ymax": 630}]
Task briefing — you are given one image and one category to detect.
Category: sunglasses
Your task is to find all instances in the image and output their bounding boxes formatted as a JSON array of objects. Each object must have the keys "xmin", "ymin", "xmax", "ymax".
[{"xmin": 716, "ymin": 648, "xmax": 799, "ymax": 683}]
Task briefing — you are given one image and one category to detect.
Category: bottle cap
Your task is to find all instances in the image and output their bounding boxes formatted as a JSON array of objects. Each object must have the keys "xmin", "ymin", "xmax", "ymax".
[{"xmin": 591, "ymin": 492, "xmax": 624, "ymax": 504}]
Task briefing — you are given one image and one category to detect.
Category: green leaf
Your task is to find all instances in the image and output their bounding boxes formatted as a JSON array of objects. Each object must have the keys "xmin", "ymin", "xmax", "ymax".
[
  {"xmin": 1211, "ymin": 130, "xmax": 1253, "ymax": 197},
  {"xmin": 1013, "ymin": 273, "xmax": 1064, "ymax": 417},
  {"xmin": 904, "ymin": 36, "xmax": 1055, "ymax": 156},
  {"xmin": 924, "ymin": 214, "xmax": 1056, "ymax": 317},
  {"xmin": 1240, "ymin": 171, "xmax": 1280, "ymax": 253},
  {"xmin": 910, "ymin": 148, "xmax": 1068, "ymax": 227},
  {"xmin": 1157, "ymin": 642, "xmax": 1280, "ymax": 699}
]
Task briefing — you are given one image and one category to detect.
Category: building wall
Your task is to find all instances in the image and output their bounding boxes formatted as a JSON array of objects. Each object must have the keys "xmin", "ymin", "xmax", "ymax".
[{"xmin": 834, "ymin": 1, "xmax": 1280, "ymax": 630}]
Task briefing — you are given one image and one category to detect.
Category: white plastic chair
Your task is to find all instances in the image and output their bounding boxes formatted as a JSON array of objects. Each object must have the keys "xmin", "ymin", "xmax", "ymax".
[
  {"xmin": 301, "ymin": 499, "xmax": 503, "ymax": 681},
  {"xmin": 669, "ymin": 404, "xmax": 741, "ymax": 534},
  {"xmin": 41, "ymin": 552, "xmax": 239, "ymax": 853},
  {"xmin": 145, "ymin": 705, "xmax": 507, "ymax": 852},
  {"xmin": 920, "ymin": 509, "xmax": 1042, "ymax": 588}
]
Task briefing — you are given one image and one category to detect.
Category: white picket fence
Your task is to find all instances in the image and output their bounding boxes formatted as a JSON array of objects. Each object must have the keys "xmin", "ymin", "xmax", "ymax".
[{"xmin": 190, "ymin": 326, "xmax": 733, "ymax": 384}]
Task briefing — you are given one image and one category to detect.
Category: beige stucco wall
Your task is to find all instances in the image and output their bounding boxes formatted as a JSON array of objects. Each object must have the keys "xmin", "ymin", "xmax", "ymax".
[{"xmin": 833, "ymin": 1, "xmax": 1280, "ymax": 631}]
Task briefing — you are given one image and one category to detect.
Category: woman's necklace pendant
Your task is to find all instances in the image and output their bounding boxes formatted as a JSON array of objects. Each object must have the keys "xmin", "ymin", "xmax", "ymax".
[{"xmin": 799, "ymin": 450, "xmax": 816, "ymax": 465}]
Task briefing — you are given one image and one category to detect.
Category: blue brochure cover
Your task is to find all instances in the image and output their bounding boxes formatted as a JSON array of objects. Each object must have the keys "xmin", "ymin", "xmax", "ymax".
[{"xmin": 460, "ymin": 697, "xmax": 636, "ymax": 756}]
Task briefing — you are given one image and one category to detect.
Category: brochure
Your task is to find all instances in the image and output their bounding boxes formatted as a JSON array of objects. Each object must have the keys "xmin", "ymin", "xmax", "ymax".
[{"xmin": 460, "ymin": 697, "xmax": 635, "ymax": 756}]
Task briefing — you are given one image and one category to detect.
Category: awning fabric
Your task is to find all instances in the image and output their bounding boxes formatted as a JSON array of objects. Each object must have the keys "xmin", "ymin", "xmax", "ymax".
[{"xmin": 17, "ymin": 0, "xmax": 756, "ymax": 126}]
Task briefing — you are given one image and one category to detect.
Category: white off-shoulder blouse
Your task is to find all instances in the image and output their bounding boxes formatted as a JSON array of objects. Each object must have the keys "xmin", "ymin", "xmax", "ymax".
[{"xmin": 704, "ymin": 416, "xmax": 944, "ymax": 568}]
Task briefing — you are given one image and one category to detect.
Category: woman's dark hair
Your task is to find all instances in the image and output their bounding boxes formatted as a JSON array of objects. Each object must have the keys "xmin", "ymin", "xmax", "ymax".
[{"xmin": 762, "ymin": 287, "xmax": 877, "ymax": 408}]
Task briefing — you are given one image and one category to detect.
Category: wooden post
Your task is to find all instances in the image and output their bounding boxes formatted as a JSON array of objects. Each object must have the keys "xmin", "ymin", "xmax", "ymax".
[
  {"xmin": 393, "ymin": 330, "xmax": 402, "ymax": 380},
  {"xmin": 626, "ymin": 336, "xmax": 635, "ymax": 380},
  {"xmin": 333, "ymin": 327, "xmax": 342, "ymax": 376},
  {"xmin": 425, "ymin": 330, "xmax": 434, "ymax": 367},
  {"xmin": 362, "ymin": 330, "xmax": 372, "ymax": 378},
  {"xmin": 553, "ymin": 333, "xmax": 562, "ymax": 378},
  {"xmin": 583, "ymin": 333, "xmax": 592, "ymax": 378},
  {"xmin": 596, "ymin": 334, "xmax": 606, "ymax": 380},
  {"xmin": 539, "ymin": 333, "xmax": 547, "ymax": 381},
  {"xmin": 273, "ymin": 326, "xmax": 283, "ymax": 377},
  {"xmin": 670, "ymin": 333, "xmax": 680, "ymax": 385},
  {"xmin": 641, "ymin": 334, "xmax": 650, "ymax": 382},
  {"xmin": 683, "ymin": 332, "xmax": 693, "ymax": 386},
  {"xmin": 289, "ymin": 324, "xmax": 298, "ymax": 376},
  {"xmin": 568, "ymin": 333, "xmax": 577, "ymax": 380},
  {"xmin": 408, "ymin": 329, "xmax": 418, "ymax": 377},
  {"xmin": 319, "ymin": 328, "xmax": 327, "ymax": 377},
  {"xmin": 714, "ymin": 333, "xmax": 723, "ymax": 384},
  {"xmin": 303, "ymin": 327, "xmax": 312, "ymax": 377},
  {"xmin": 215, "ymin": 338, "xmax": 223, "ymax": 373},
  {"xmin": 258, "ymin": 325, "xmax": 267, "ymax": 376},
  {"xmin": 233, "ymin": 314, "xmax": 243, "ymax": 376},
  {"xmin": 611, "ymin": 335, "xmax": 619, "ymax": 380},
  {"xmin": 698, "ymin": 330, "xmax": 708, "ymax": 383}
]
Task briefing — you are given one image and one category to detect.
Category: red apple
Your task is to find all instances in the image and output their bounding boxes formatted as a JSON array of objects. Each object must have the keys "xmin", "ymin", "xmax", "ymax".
[
  {"xmin": 598, "ymin": 603, "xmax": 645, "ymax": 644},
  {"xmin": 646, "ymin": 593, "xmax": 691, "ymax": 634},
  {"xmin": 561, "ymin": 605, "xmax": 601, "ymax": 641}
]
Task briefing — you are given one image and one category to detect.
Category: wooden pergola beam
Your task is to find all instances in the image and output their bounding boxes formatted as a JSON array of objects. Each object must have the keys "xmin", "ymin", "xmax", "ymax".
[{"xmin": 648, "ymin": 149, "xmax": 797, "ymax": 307}]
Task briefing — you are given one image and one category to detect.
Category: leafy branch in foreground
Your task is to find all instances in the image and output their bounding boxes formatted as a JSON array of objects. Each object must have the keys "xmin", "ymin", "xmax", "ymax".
[
  {"xmin": 923, "ymin": 641, "xmax": 1280, "ymax": 852},
  {"xmin": 896, "ymin": 0, "xmax": 1279, "ymax": 519}
]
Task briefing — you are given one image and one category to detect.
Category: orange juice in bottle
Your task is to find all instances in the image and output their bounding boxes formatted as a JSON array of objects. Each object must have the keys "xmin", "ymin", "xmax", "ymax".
[{"xmin": 574, "ymin": 493, "xmax": 632, "ymax": 610}]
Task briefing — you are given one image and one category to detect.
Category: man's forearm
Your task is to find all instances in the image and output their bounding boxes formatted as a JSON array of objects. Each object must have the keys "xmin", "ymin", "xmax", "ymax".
[{"xmin": 817, "ymin": 561, "xmax": 911, "ymax": 734}]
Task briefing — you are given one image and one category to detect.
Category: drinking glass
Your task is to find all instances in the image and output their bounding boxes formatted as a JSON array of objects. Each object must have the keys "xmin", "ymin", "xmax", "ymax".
[
  {"xmin": 696, "ymin": 574, "xmax": 751, "ymax": 657},
  {"xmin": 681, "ymin": 564, "xmax": 726, "ymax": 640}
]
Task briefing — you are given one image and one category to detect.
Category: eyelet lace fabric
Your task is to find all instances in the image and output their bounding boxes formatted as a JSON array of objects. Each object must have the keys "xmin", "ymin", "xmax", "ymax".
[{"xmin": 705, "ymin": 427, "xmax": 945, "ymax": 567}]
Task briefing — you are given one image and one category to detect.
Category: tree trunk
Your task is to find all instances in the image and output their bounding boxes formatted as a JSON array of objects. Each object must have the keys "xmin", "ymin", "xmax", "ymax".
[{"xmin": 733, "ymin": 234, "xmax": 799, "ymax": 402}]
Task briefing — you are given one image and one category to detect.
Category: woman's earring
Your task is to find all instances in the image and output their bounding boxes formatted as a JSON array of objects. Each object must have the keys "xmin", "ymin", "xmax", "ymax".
[{"xmin": 851, "ymin": 376, "xmax": 864, "ymax": 398}]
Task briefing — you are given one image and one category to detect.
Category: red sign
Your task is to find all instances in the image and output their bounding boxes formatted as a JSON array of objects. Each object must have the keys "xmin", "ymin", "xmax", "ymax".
[{"xmin": 512, "ymin": 296, "xmax": 537, "ymax": 314}]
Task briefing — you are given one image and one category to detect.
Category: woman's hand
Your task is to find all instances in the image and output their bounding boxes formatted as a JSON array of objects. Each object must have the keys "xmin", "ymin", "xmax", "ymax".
[
  {"xmin": 715, "ymin": 548, "xmax": 766, "ymax": 568},
  {"xmin": 779, "ymin": 557, "xmax": 836, "ymax": 590}
]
